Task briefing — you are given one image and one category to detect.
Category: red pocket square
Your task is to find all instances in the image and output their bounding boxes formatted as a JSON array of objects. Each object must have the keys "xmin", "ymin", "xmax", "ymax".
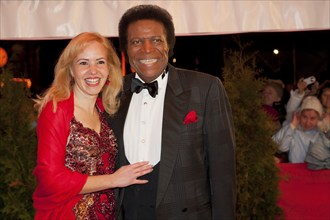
[{"xmin": 184, "ymin": 110, "xmax": 198, "ymax": 125}]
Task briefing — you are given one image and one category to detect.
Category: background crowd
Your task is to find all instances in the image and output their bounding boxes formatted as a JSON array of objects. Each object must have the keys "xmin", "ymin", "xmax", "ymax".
[{"xmin": 262, "ymin": 77, "xmax": 330, "ymax": 169}]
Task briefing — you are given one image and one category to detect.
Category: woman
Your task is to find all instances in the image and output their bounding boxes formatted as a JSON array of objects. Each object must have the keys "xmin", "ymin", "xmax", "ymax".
[
  {"xmin": 33, "ymin": 32, "xmax": 153, "ymax": 219},
  {"xmin": 262, "ymin": 80, "xmax": 286, "ymax": 128}
]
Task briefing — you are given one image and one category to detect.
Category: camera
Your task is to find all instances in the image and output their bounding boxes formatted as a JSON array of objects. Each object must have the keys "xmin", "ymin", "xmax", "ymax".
[{"xmin": 303, "ymin": 76, "xmax": 316, "ymax": 85}]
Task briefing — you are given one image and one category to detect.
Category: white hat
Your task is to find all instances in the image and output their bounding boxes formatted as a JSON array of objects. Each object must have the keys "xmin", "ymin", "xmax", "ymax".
[{"xmin": 299, "ymin": 96, "xmax": 323, "ymax": 117}]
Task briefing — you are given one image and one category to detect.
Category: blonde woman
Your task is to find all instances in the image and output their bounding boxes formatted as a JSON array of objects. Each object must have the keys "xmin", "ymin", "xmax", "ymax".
[{"xmin": 33, "ymin": 32, "xmax": 153, "ymax": 219}]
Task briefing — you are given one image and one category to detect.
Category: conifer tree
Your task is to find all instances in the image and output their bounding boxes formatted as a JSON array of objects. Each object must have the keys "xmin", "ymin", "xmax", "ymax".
[
  {"xmin": 0, "ymin": 67, "xmax": 37, "ymax": 219},
  {"xmin": 222, "ymin": 38, "xmax": 283, "ymax": 219}
]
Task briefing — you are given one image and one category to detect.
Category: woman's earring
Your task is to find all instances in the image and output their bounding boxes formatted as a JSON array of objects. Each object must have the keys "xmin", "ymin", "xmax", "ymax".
[{"xmin": 105, "ymin": 79, "xmax": 110, "ymax": 85}]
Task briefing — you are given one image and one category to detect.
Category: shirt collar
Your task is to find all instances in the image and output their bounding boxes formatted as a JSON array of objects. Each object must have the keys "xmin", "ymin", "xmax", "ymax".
[{"xmin": 134, "ymin": 67, "xmax": 168, "ymax": 89}]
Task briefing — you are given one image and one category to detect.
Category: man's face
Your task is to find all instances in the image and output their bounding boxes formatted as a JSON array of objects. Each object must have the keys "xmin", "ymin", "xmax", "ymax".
[{"xmin": 127, "ymin": 19, "xmax": 169, "ymax": 82}]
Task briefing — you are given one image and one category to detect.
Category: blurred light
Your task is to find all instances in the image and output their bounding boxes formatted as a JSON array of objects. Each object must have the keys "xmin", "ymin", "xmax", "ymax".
[
  {"xmin": 172, "ymin": 57, "xmax": 177, "ymax": 63},
  {"xmin": 12, "ymin": 78, "xmax": 32, "ymax": 88},
  {"xmin": 0, "ymin": 79, "xmax": 31, "ymax": 88},
  {"xmin": 273, "ymin": 49, "xmax": 279, "ymax": 55},
  {"xmin": 1, "ymin": 79, "xmax": 32, "ymax": 88}
]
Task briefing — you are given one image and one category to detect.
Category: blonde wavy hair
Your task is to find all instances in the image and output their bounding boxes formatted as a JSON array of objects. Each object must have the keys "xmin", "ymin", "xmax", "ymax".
[{"xmin": 34, "ymin": 32, "xmax": 123, "ymax": 116}]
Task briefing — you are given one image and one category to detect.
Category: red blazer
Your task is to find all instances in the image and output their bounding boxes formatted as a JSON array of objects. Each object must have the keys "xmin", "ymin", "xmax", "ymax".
[{"xmin": 33, "ymin": 92, "xmax": 89, "ymax": 219}]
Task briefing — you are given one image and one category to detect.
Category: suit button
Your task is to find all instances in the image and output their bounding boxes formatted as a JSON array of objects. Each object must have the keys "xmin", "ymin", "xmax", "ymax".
[{"xmin": 181, "ymin": 208, "xmax": 187, "ymax": 212}]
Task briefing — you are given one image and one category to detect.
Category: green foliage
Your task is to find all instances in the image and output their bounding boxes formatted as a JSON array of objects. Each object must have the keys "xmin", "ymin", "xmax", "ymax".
[
  {"xmin": 222, "ymin": 38, "xmax": 283, "ymax": 219},
  {"xmin": 0, "ymin": 68, "xmax": 37, "ymax": 220}
]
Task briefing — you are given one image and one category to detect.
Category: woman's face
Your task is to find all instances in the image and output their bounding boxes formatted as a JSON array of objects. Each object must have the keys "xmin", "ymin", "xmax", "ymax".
[
  {"xmin": 126, "ymin": 19, "xmax": 169, "ymax": 83},
  {"xmin": 71, "ymin": 41, "xmax": 109, "ymax": 98},
  {"xmin": 321, "ymin": 88, "xmax": 330, "ymax": 109},
  {"xmin": 262, "ymin": 86, "xmax": 280, "ymax": 106}
]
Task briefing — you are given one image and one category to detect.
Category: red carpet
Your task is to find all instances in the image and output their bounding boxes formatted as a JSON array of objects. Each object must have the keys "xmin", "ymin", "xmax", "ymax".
[{"xmin": 278, "ymin": 163, "xmax": 330, "ymax": 220}]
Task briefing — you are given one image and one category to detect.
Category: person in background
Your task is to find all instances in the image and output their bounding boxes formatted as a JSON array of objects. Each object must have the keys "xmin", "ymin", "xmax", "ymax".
[
  {"xmin": 272, "ymin": 96, "xmax": 324, "ymax": 163},
  {"xmin": 261, "ymin": 80, "xmax": 287, "ymax": 162},
  {"xmin": 305, "ymin": 78, "xmax": 330, "ymax": 170},
  {"xmin": 262, "ymin": 80, "xmax": 286, "ymax": 128},
  {"xmin": 317, "ymin": 80, "xmax": 330, "ymax": 139},
  {"xmin": 305, "ymin": 131, "xmax": 330, "ymax": 170},
  {"xmin": 286, "ymin": 78, "xmax": 330, "ymax": 137},
  {"xmin": 105, "ymin": 4, "xmax": 236, "ymax": 220},
  {"xmin": 33, "ymin": 32, "xmax": 153, "ymax": 219},
  {"xmin": 285, "ymin": 77, "xmax": 319, "ymax": 122}
]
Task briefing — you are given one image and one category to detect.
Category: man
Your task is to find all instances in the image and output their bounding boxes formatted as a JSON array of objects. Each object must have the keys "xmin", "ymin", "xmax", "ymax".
[{"xmin": 106, "ymin": 4, "xmax": 236, "ymax": 220}]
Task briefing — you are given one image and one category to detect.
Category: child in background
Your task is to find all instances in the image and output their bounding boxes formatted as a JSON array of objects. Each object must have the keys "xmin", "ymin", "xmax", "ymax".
[
  {"xmin": 272, "ymin": 96, "xmax": 323, "ymax": 163},
  {"xmin": 286, "ymin": 77, "xmax": 319, "ymax": 122}
]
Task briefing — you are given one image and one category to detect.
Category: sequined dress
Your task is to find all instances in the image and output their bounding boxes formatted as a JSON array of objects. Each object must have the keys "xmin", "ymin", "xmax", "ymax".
[{"xmin": 65, "ymin": 109, "xmax": 117, "ymax": 220}]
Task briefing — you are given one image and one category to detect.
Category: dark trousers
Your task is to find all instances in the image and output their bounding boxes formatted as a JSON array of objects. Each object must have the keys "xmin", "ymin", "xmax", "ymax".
[{"xmin": 122, "ymin": 161, "xmax": 160, "ymax": 220}]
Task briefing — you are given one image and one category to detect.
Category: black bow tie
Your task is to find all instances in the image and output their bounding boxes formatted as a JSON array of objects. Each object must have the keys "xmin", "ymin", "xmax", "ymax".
[{"xmin": 131, "ymin": 78, "xmax": 158, "ymax": 98}]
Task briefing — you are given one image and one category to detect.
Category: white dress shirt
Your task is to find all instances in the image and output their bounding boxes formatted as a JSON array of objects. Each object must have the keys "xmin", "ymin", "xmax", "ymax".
[{"xmin": 123, "ymin": 72, "xmax": 168, "ymax": 165}]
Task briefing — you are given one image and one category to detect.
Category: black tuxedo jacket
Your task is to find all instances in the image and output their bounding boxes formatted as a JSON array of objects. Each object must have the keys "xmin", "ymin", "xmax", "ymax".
[{"xmin": 106, "ymin": 64, "xmax": 236, "ymax": 220}]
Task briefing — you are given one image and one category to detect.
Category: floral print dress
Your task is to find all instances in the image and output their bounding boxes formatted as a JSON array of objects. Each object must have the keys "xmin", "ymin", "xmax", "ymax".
[{"xmin": 65, "ymin": 108, "xmax": 117, "ymax": 220}]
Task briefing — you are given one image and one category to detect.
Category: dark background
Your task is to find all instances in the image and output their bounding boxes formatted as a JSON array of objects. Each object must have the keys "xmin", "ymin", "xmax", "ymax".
[{"xmin": 0, "ymin": 30, "xmax": 329, "ymax": 96}]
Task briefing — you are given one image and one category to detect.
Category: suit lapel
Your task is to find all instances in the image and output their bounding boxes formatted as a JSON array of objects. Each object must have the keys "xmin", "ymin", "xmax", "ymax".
[{"xmin": 156, "ymin": 65, "xmax": 189, "ymax": 207}]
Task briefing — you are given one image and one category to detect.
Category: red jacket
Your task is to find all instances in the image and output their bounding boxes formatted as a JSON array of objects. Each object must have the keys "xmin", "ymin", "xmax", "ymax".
[{"xmin": 33, "ymin": 93, "xmax": 88, "ymax": 219}]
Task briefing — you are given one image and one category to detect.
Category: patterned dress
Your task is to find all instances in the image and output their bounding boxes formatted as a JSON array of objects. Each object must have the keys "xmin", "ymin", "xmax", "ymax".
[{"xmin": 65, "ymin": 108, "xmax": 117, "ymax": 220}]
